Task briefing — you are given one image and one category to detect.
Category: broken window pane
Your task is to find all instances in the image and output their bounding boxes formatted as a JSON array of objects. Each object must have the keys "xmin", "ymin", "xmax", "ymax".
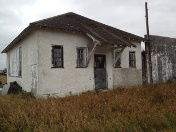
[
  {"xmin": 77, "ymin": 48, "xmax": 87, "ymax": 68},
  {"xmin": 114, "ymin": 51, "xmax": 121, "ymax": 68},
  {"xmin": 95, "ymin": 56, "xmax": 105, "ymax": 68},
  {"xmin": 52, "ymin": 46, "xmax": 63, "ymax": 68},
  {"xmin": 129, "ymin": 52, "xmax": 136, "ymax": 68}
]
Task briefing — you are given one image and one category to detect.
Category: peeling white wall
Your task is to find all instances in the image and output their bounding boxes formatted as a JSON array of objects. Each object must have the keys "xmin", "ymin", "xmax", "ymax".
[
  {"xmin": 31, "ymin": 64, "xmax": 38, "ymax": 96},
  {"xmin": 7, "ymin": 30, "xmax": 39, "ymax": 92},
  {"xmin": 94, "ymin": 41, "xmax": 142, "ymax": 89},
  {"xmin": 113, "ymin": 68, "xmax": 142, "ymax": 87},
  {"xmin": 161, "ymin": 56, "xmax": 173, "ymax": 82},
  {"xmin": 151, "ymin": 54, "xmax": 173, "ymax": 83},
  {"xmin": 151, "ymin": 55, "xmax": 158, "ymax": 83},
  {"xmin": 6, "ymin": 28, "xmax": 142, "ymax": 97},
  {"xmin": 147, "ymin": 35, "xmax": 176, "ymax": 83},
  {"xmin": 113, "ymin": 41, "xmax": 142, "ymax": 87},
  {"xmin": 37, "ymin": 29, "xmax": 95, "ymax": 97}
]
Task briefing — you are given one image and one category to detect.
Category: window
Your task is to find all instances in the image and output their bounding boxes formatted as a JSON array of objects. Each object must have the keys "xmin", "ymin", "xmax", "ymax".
[
  {"xmin": 8, "ymin": 55, "xmax": 10, "ymax": 76},
  {"xmin": 77, "ymin": 47, "xmax": 87, "ymax": 68},
  {"xmin": 52, "ymin": 46, "xmax": 63, "ymax": 68},
  {"xmin": 114, "ymin": 51, "xmax": 121, "ymax": 68},
  {"xmin": 9, "ymin": 46, "xmax": 22, "ymax": 77},
  {"xmin": 19, "ymin": 46, "xmax": 22, "ymax": 76},
  {"xmin": 94, "ymin": 55, "xmax": 105, "ymax": 68},
  {"xmin": 129, "ymin": 52, "xmax": 136, "ymax": 68}
]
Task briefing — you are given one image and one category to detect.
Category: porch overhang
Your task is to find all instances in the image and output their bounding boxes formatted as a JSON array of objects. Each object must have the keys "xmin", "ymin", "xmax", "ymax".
[
  {"xmin": 113, "ymin": 46, "xmax": 126, "ymax": 66},
  {"xmin": 86, "ymin": 32, "xmax": 135, "ymax": 67},
  {"xmin": 86, "ymin": 33, "xmax": 101, "ymax": 66}
]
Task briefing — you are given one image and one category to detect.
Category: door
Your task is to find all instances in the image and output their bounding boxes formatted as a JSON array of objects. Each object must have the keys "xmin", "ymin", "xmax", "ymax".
[{"xmin": 94, "ymin": 54, "xmax": 106, "ymax": 89}]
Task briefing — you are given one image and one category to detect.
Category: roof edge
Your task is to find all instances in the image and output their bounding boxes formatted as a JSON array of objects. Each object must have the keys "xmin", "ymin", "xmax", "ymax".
[
  {"xmin": 1, "ymin": 25, "xmax": 33, "ymax": 53},
  {"xmin": 2, "ymin": 12, "xmax": 146, "ymax": 53}
]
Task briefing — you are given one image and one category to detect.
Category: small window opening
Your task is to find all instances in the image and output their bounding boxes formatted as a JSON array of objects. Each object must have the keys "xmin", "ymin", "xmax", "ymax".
[
  {"xmin": 129, "ymin": 52, "xmax": 136, "ymax": 68},
  {"xmin": 8, "ymin": 46, "xmax": 22, "ymax": 77},
  {"xmin": 77, "ymin": 47, "xmax": 87, "ymax": 68},
  {"xmin": 114, "ymin": 51, "xmax": 121, "ymax": 68},
  {"xmin": 52, "ymin": 46, "xmax": 63, "ymax": 68},
  {"xmin": 19, "ymin": 46, "xmax": 22, "ymax": 76}
]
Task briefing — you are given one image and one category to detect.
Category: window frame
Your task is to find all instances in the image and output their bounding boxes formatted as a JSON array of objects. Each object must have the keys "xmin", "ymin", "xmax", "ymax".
[
  {"xmin": 51, "ymin": 45, "xmax": 64, "ymax": 68},
  {"xmin": 76, "ymin": 47, "xmax": 87, "ymax": 68},
  {"xmin": 18, "ymin": 46, "xmax": 22, "ymax": 76},
  {"xmin": 114, "ymin": 50, "xmax": 121, "ymax": 68},
  {"xmin": 8, "ymin": 54, "xmax": 10, "ymax": 76},
  {"xmin": 129, "ymin": 51, "xmax": 136, "ymax": 68},
  {"xmin": 8, "ymin": 46, "xmax": 22, "ymax": 77}
]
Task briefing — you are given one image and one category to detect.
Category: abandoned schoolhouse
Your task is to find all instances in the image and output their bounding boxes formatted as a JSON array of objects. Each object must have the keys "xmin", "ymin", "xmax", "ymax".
[{"xmin": 2, "ymin": 12, "xmax": 146, "ymax": 97}]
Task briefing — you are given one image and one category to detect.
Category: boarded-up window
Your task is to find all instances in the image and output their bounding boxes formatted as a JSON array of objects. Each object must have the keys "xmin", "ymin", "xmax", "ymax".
[
  {"xmin": 77, "ymin": 47, "xmax": 87, "ymax": 68},
  {"xmin": 52, "ymin": 46, "xmax": 63, "ymax": 68},
  {"xmin": 129, "ymin": 52, "xmax": 136, "ymax": 68},
  {"xmin": 114, "ymin": 51, "xmax": 121, "ymax": 68},
  {"xmin": 9, "ymin": 46, "xmax": 22, "ymax": 77}
]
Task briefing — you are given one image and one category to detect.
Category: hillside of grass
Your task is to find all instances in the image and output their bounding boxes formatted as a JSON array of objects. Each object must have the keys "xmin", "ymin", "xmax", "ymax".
[{"xmin": 0, "ymin": 81, "xmax": 176, "ymax": 132}]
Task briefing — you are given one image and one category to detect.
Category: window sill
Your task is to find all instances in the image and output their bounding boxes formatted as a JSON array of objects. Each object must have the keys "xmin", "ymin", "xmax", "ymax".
[
  {"xmin": 9, "ymin": 76, "xmax": 22, "ymax": 78},
  {"xmin": 114, "ymin": 66, "xmax": 122, "ymax": 68},
  {"xmin": 76, "ymin": 66, "xmax": 87, "ymax": 68},
  {"xmin": 51, "ymin": 67, "xmax": 64, "ymax": 68},
  {"xmin": 129, "ymin": 67, "xmax": 136, "ymax": 68}
]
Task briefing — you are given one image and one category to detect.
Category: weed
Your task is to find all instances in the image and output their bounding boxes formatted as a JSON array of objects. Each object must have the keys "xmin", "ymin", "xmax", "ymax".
[{"xmin": 0, "ymin": 82, "xmax": 176, "ymax": 131}]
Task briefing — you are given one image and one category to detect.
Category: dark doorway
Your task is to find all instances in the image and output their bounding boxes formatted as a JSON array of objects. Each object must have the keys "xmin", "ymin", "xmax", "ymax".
[{"xmin": 94, "ymin": 54, "xmax": 106, "ymax": 89}]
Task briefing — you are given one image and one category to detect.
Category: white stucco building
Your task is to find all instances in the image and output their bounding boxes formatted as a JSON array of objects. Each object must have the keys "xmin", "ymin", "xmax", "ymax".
[{"xmin": 2, "ymin": 12, "xmax": 145, "ymax": 97}]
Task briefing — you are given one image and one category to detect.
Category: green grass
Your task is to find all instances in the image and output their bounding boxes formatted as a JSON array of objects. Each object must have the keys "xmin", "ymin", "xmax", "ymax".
[{"xmin": 0, "ymin": 82, "xmax": 176, "ymax": 131}]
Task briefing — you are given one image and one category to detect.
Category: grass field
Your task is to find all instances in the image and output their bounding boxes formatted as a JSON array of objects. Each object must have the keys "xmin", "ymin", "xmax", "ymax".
[
  {"xmin": 0, "ymin": 81, "xmax": 176, "ymax": 131},
  {"xmin": 0, "ymin": 75, "xmax": 7, "ymax": 88}
]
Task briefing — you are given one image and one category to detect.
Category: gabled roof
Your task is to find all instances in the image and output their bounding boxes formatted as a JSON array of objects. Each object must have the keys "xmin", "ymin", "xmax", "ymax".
[{"xmin": 2, "ymin": 12, "xmax": 146, "ymax": 53}]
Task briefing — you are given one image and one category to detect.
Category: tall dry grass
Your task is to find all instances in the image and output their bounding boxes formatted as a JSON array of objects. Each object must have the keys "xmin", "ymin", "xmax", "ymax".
[
  {"xmin": 0, "ymin": 75, "xmax": 7, "ymax": 88},
  {"xmin": 0, "ymin": 81, "xmax": 176, "ymax": 131}
]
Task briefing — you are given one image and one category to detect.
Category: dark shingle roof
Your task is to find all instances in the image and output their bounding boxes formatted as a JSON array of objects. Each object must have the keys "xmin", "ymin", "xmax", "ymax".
[{"xmin": 2, "ymin": 12, "xmax": 146, "ymax": 53}]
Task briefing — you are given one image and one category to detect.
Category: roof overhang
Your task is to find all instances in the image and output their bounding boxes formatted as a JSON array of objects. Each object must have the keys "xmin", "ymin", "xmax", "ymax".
[
  {"xmin": 1, "ymin": 26, "xmax": 138, "ymax": 53},
  {"xmin": 1, "ymin": 25, "xmax": 33, "ymax": 53},
  {"xmin": 2, "ymin": 12, "xmax": 146, "ymax": 53}
]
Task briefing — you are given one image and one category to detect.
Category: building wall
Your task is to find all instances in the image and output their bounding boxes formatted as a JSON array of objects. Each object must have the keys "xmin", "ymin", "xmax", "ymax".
[
  {"xmin": 37, "ymin": 29, "xmax": 142, "ymax": 97},
  {"xmin": 149, "ymin": 35, "xmax": 176, "ymax": 83},
  {"xmin": 6, "ymin": 28, "xmax": 142, "ymax": 97},
  {"xmin": 37, "ymin": 29, "xmax": 95, "ymax": 97},
  {"xmin": 113, "ymin": 41, "xmax": 142, "ymax": 87},
  {"xmin": 6, "ymin": 30, "xmax": 39, "ymax": 92}
]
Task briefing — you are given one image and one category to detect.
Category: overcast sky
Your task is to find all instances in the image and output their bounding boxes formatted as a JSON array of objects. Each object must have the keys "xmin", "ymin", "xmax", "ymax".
[{"xmin": 0, "ymin": 0, "xmax": 176, "ymax": 69}]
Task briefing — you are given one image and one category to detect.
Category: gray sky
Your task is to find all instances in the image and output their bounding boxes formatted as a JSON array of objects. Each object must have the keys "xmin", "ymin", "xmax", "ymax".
[{"xmin": 0, "ymin": 0, "xmax": 176, "ymax": 69}]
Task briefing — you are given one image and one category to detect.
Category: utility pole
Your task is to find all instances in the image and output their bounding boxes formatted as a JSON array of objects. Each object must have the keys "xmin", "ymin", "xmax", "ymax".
[{"xmin": 145, "ymin": 2, "xmax": 153, "ymax": 83}]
